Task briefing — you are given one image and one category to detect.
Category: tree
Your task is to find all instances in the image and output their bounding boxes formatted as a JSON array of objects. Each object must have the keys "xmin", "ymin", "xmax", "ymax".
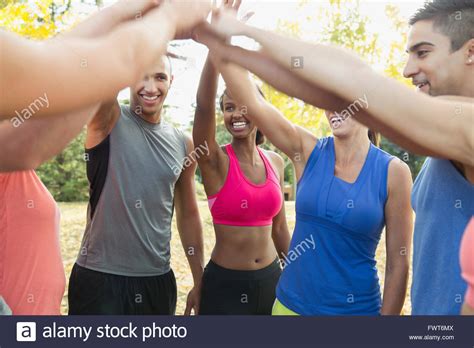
[
  {"xmin": 38, "ymin": 131, "xmax": 90, "ymax": 201},
  {"xmin": 0, "ymin": 0, "xmax": 75, "ymax": 39}
]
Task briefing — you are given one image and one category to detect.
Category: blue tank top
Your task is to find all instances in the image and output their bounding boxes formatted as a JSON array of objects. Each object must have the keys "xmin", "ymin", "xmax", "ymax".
[
  {"xmin": 411, "ymin": 158, "xmax": 473, "ymax": 314},
  {"xmin": 326, "ymin": 178, "xmax": 351, "ymax": 217},
  {"xmin": 276, "ymin": 137, "xmax": 394, "ymax": 315}
]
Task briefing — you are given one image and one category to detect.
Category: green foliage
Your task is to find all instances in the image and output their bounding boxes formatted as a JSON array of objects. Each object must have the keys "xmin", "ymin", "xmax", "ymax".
[
  {"xmin": 380, "ymin": 3, "xmax": 425, "ymax": 176},
  {"xmin": 0, "ymin": 0, "xmax": 75, "ymax": 39},
  {"xmin": 214, "ymin": 113, "xmax": 232, "ymax": 146},
  {"xmin": 380, "ymin": 138, "xmax": 425, "ymax": 179},
  {"xmin": 36, "ymin": 130, "xmax": 89, "ymax": 201}
]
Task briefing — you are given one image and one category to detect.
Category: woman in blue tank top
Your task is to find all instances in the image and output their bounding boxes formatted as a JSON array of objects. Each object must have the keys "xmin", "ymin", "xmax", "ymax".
[
  {"xmin": 274, "ymin": 112, "xmax": 412, "ymax": 315},
  {"xmin": 216, "ymin": 63, "xmax": 414, "ymax": 315}
]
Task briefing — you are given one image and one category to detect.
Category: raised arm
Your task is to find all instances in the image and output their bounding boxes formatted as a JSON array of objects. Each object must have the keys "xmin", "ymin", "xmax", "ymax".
[
  {"xmin": 60, "ymin": 0, "xmax": 160, "ymax": 39},
  {"xmin": 0, "ymin": 104, "xmax": 98, "ymax": 171},
  {"xmin": 193, "ymin": 0, "xmax": 247, "ymax": 180},
  {"xmin": 193, "ymin": 28, "xmax": 345, "ymax": 111},
  {"xmin": 208, "ymin": 10, "xmax": 474, "ymax": 166},
  {"xmin": 0, "ymin": 0, "xmax": 157, "ymax": 171},
  {"xmin": 195, "ymin": 29, "xmax": 438, "ymax": 163},
  {"xmin": 216, "ymin": 60, "xmax": 317, "ymax": 177},
  {"xmin": 85, "ymin": 99, "xmax": 121, "ymax": 149},
  {"xmin": 193, "ymin": 54, "xmax": 221, "ymax": 161},
  {"xmin": 0, "ymin": 0, "xmax": 210, "ymax": 119}
]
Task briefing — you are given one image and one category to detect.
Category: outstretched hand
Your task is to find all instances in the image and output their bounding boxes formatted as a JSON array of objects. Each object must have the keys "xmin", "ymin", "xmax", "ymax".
[
  {"xmin": 165, "ymin": 0, "xmax": 213, "ymax": 40},
  {"xmin": 211, "ymin": 0, "xmax": 242, "ymax": 22},
  {"xmin": 192, "ymin": 0, "xmax": 253, "ymax": 66},
  {"xmin": 208, "ymin": 4, "xmax": 249, "ymax": 39}
]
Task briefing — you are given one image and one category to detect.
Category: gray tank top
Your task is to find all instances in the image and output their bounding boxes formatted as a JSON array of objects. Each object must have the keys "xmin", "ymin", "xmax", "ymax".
[{"xmin": 76, "ymin": 105, "xmax": 187, "ymax": 276}]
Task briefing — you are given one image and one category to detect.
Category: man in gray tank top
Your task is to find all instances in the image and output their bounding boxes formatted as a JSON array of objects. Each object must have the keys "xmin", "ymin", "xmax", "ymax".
[{"xmin": 68, "ymin": 55, "xmax": 204, "ymax": 315}]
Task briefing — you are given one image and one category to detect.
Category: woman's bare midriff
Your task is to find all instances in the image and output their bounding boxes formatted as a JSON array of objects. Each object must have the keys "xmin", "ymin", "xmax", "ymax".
[{"xmin": 210, "ymin": 224, "xmax": 278, "ymax": 270}]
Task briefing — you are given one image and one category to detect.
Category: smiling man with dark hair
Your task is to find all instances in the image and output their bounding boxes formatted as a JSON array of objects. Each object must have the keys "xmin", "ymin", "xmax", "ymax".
[{"xmin": 68, "ymin": 54, "xmax": 205, "ymax": 316}]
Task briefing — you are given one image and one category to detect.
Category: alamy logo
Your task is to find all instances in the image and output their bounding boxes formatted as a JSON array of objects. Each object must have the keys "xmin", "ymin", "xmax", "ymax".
[{"xmin": 16, "ymin": 322, "xmax": 37, "ymax": 342}]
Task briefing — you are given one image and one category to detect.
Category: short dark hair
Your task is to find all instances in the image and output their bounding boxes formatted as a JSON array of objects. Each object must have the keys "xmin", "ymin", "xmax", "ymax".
[
  {"xmin": 219, "ymin": 86, "xmax": 266, "ymax": 146},
  {"xmin": 409, "ymin": 0, "xmax": 474, "ymax": 52}
]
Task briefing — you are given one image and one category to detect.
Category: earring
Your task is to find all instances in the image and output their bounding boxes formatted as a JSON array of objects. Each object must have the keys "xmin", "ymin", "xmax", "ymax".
[{"xmin": 468, "ymin": 58, "xmax": 473, "ymax": 64}]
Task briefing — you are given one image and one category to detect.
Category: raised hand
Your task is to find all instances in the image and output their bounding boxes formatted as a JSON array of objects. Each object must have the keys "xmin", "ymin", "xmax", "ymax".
[
  {"xmin": 165, "ymin": 0, "xmax": 212, "ymax": 40},
  {"xmin": 208, "ymin": 5, "xmax": 248, "ymax": 38},
  {"xmin": 192, "ymin": 0, "xmax": 252, "ymax": 57},
  {"xmin": 212, "ymin": 0, "xmax": 242, "ymax": 22}
]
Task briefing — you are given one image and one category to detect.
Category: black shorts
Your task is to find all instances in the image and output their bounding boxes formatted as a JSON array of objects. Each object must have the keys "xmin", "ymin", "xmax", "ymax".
[
  {"xmin": 199, "ymin": 258, "xmax": 281, "ymax": 315},
  {"xmin": 68, "ymin": 263, "xmax": 177, "ymax": 315}
]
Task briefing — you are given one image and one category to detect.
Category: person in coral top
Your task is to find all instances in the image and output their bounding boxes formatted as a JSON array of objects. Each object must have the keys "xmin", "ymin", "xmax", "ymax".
[{"xmin": 0, "ymin": 170, "xmax": 65, "ymax": 314}]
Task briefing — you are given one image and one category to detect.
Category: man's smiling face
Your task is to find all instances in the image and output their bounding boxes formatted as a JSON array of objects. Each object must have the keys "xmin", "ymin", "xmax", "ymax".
[
  {"xmin": 131, "ymin": 56, "xmax": 173, "ymax": 117},
  {"xmin": 403, "ymin": 20, "xmax": 467, "ymax": 96}
]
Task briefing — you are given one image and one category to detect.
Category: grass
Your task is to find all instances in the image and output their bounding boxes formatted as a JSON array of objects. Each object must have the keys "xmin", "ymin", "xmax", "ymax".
[{"xmin": 58, "ymin": 201, "xmax": 412, "ymax": 315}]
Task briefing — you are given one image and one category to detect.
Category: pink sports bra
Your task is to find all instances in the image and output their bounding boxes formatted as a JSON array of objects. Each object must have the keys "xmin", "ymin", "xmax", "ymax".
[{"xmin": 208, "ymin": 144, "xmax": 283, "ymax": 227}]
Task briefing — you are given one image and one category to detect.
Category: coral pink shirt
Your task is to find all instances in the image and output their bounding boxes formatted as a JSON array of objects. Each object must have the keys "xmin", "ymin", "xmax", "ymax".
[
  {"xmin": 460, "ymin": 217, "xmax": 474, "ymax": 309},
  {"xmin": 0, "ymin": 170, "xmax": 65, "ymax": 315}
]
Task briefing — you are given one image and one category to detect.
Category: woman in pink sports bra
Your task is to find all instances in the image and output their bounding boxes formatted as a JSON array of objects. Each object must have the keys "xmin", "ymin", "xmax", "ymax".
[{"xmin": 192, "ymin": 0, "xmax": 290, "ymax": 315}]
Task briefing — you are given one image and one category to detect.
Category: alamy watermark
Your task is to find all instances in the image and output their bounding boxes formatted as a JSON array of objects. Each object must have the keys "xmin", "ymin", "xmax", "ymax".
[
  {"xmin": 279, "ymin": 234, "xmax": 316, "ymax": 269},
  {"xmin": 332, "ymin": 94, "xmax": 369, "ymax": 129},
  {"xmin": 10, "ymin": 92, "xmax": 49, "ymax": 127},
  {"xmin": 171, "ymin": 140, "xmax": 210, "ymax": 175}
]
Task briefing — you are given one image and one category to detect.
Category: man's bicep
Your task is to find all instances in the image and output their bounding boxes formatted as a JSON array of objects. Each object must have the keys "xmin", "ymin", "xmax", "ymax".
[
  {"xmin": 88, "ymin": 98, "xmax": 119, "ymax": 129},
  {"xmin": 174, "ymin": 164, "xmax": 198, "ymax": 223},
  {"xmin": 86, "ymin": 99, "xmax": 119, "ymax": 148},
  {"xmin": 175, "ymin": 134, "xmax": 198, "ymax": 200}
]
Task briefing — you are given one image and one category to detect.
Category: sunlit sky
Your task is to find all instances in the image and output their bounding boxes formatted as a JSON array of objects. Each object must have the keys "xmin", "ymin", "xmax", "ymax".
[{"xmin": 89, "ymin": 0, "xmax": 426, "ymax": 126}]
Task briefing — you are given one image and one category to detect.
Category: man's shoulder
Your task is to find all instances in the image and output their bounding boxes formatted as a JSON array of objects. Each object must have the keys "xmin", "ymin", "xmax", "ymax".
[{"xmin": 161, "ymin": 121, "xmax": 186, "ymax": 138}]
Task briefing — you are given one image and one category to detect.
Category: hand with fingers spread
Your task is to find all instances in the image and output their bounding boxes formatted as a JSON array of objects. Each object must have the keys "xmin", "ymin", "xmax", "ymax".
[
  {"xmin": 208, "ymin": 4, "xmax": 249, "ymax": 39},
  {"xmin": 212, "ymin": 0, "xmax": 242, "ymax": 22},
  {"xmin": 192, "ymin": 0, "xmax": 253, "ymax": 64},
  {"xmin": 212, "ymin": 0, "xmax": 254, "ymax": 40}
]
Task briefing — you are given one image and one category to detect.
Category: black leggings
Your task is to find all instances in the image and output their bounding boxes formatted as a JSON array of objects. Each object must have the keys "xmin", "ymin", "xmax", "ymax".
[{"xmin": 199, "ymin": 258, "xmax": 281, "ymax": 315}]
